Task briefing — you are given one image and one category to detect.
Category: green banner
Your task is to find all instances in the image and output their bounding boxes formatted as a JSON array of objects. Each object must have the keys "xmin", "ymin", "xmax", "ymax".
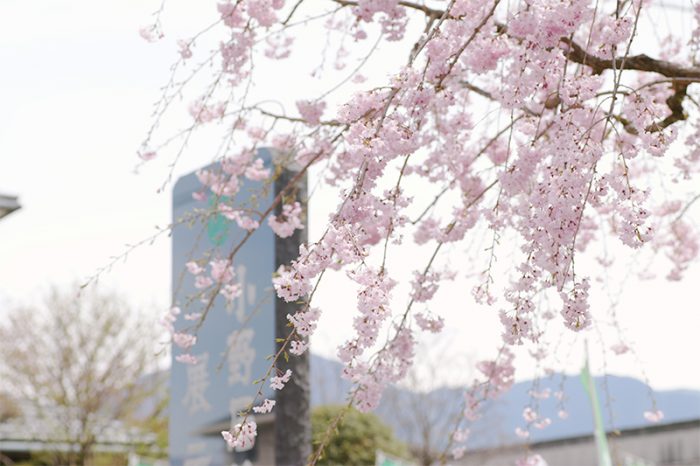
[{"xmin": 580, "ymin": 360, "xmax": 612, "ymax": 466}]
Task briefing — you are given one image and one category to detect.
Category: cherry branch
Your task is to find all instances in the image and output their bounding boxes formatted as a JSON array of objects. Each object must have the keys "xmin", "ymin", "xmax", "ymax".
[{"xmin": 560, "ymin": 37, "xmax": 700, "ymax": 81}]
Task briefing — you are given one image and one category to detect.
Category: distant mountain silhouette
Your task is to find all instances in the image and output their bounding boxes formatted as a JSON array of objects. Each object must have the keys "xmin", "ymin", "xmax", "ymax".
[
  {"xmin": 309, "ymin": 353, "xmax": 700, "ymax": 449},
  {"xmin": 145, "ymin": 353, "xmax": 700, "ymax": 451}
]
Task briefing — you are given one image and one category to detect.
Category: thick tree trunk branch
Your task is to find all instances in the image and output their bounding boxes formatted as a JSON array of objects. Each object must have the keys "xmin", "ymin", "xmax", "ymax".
[
  {"xmin": 609, "ymin": 81, "xmax": 689, "ymax": 134},
  {"xmin": 648, "ymin": 81, "xmax": 690, "ymax": 131},
  {"xmin": 332, "ymin": 0, "xmax": 445, "ymax": 18},
  {"xmin": 560, "ymin": 37, "xmax": 700, "ymax": 81},
  {"xmin": 334, "ymin": 0, "xmax": 700, "ymax": 83},
  {"xmin": 335, "ymin": 0, "xmax": 700, "ymax": 85},
  {"xmin": 496, "ymin": 24, "xmax": 695, "ymax": 132}
]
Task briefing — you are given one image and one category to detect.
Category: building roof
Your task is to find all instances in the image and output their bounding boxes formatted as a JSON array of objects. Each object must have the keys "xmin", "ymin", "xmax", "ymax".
[
  {"xmin": 0, "ymin": 194, "xmax": 20, "ymax": 220},
  {"xmin": 0, "ymin": 402, "xmax": 156, "ymax": 454},
  {"xmin": 465, "ymin": 418, "xmax": 700, "ymax": 454}
]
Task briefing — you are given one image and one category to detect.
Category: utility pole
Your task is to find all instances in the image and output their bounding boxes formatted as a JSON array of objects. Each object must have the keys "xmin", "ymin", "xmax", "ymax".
[{"xmin": 274, "ymin": 154, "xmax": 311, "ymax": 466}]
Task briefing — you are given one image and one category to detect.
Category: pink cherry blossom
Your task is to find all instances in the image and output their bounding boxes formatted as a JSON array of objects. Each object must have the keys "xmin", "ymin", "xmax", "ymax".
[
  {"xmin": 289, "ymin": 340, "xmax": 309, "ymax": 355},
  {"xmin": 139, "ymin": 25, "xmax": 163, "ymax": 42},
  {"xmin": 194, "ymin": 275, "xmax": 213, "ymax": 290},
  {"xmin": 516, "ymin": 454, "xmax": 548, "ymax": 466},
  {"xmin": 414, "ymin": 312, "xmax": 444, "ymax": 333},
  {"xmin": 173, "ymin": 332, "xmax": 196, "ymax": 349},
  {"xmin": 534, "ymin": 418, "xmax": 552, "ymax": 429},
  {"xmin": 287, "ymin": 307, "xmax": 320, "ymax": 337},
  {"xmin": 523, "ymin": 406, "xmax": 538, "ymax": 423},
  {"xmin": 140, "ymin": 0, "xmax": 700, "ymax": 456},
  {"xmin": 221, "ymin": 420, "xmax": 257, "ymax": 450},
  {"xmin": 611, "ymin": 343, "xmax": 630, "ymax": 355},
  {"xmin": 296, "ymin": 100, "xmax": 326, "ymax": 125},
  {"xmin": 159, "ymin": 306, "xmax": 180, "ymax": 334},
  {"xmin": 252, "ymin": 399, "xmax": 276, "ymax": 414},
  {"xmin": 209, "ymin": 259, "xmax": 233, "ymax": 283},
  {"xmin": 451, "ymin": 447, "xmax": 466, "ymax": 460},
  {"xmin": 244, "ymin": 158, "xmax": 271, "ymax": 181},
  {"xmin": 189, "ymin": 99, "xmax": 226, "ymax": 123},
  {"xmin": 186, "ymin": 261, "xmax": 204, "ymax": 275},
  {"xmin": 453, "ymin": 428, "xmax": 470, "ymax": 443},
  {"xmin": 268, "ymin": 202, "xmax": 304, "ymax": 238},
  {"xmin": 644, "ymin": 410, "xmax": 664, "ymax": 423},
  {"xmin": 177, "ymin": 39, "xmax": 193, "ymax": 59},
  {"xmin": 270, "ymin": 369, "xmax": 292, "ymax": 390},
  {"xmin": 175, "ymin": 354, "xmax": 199, "ymax": 365},
  {"xmin": 138, "ymin": 150, "xmax": 157, "ymax": 161}
]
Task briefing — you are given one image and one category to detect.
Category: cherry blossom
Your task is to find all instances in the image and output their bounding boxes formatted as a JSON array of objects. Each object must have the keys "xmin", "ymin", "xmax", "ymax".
[
  {"xmin": 177, "ymin": 39, "xmax": 192, "ymax": 59},
  {"xmin": 270, "ymin": 369, "xmax": 292, "ymax": 390},
  {"xmin": 159, "ymin": 306, "xmax": 180, "ymax": 334},
  {"xmin": 269, "ymin": 202, "xmax": 304, "ymax": 238},
  {"xmin": 644, "ymin": 409, "xmax": 665, "ymax": 423},
  {"xmin": 209, "ymin": 259, "xmax": 233, "ymax": 283},
  {"xmin": 611, "ymin": 343, "xmax": 630, "ymax": 355},
  {"xmin": 221, "ymin": 420, "xmax": 257, "ymax": 450},
  {"xmin": 287, "ymin": 307, "xmax": 320, "ymax": 338},
  {"xmin": 451, "ymin": 446, "xmax": 466, "ymax": 460},
  {"xmin": 173, "ymin": 332, "xmax": 197, "ymax": 349},
  {"xmin": 175, "ymin": 354, "xmax": 199, "ymax": 365},
  {"xmin": 141, "ymin": 0, "xmax": 700, "ymax": 456},
  {"xmin": 139, "ymin": 25, "xmax": 163, "ymax": 42},
  {"xmin": 186, "ymin": 261, "xmax": 204, "ymax": 275},
  {"xmin": 414, "ymin": 312, "xmax": 445, "ymax": 333},
  {"xmin": 253, "ymin": 399, "xmax": 276, "ymax": 414},
  {"xmin": 296, "ymin": 100, "xmax": 326, "ymax": 125},
  {"xmin": 138, "ymin": 150, "xmax": 157, "ymax": 161},
  {"xmin": 516, "ymin": 454, "xmax": 548, "ymax": 466},
  {"xmin": 523, "ymin": 407, "xmax": 538, "ymax": 423}
]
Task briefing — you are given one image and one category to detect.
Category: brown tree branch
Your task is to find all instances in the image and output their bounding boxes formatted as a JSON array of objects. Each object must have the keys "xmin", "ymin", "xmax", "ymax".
[
  {"xmin": 610, "ymin": 81, "xmax": 688, "ymax": 134},
  {"xmin": 647, "ymin": 81, "xmax": 689, "ymax": 132},
  {"xmin": 332, "ymin": 0, "xmax": 446, "ymax": 19},
  {"xmin": 560, "ymin": 37, "xmax": 700, "ymax": 81},
  {"xmin": 333, "ymin": 0, "xmax": 700, "ymax": 82}
]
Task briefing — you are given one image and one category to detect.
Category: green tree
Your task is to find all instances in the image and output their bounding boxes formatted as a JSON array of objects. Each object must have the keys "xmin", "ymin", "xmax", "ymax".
[{"xmin": 311, "ymin": 405, "xmax": 408, "ymax": 466}]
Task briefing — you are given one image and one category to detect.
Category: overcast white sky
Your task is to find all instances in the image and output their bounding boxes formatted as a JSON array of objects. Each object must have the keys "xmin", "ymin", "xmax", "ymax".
[{"xmin": 0, "ymin": 0, "xmax": 698, "ymax": 393}]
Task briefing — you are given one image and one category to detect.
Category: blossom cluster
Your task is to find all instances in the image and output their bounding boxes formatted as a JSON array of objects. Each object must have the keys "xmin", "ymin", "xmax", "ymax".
[
  {"xmin": 221, "ymin": 420, "xmax": 257, "ymax": 451},
  {"xmin": 141, "ymin": 0, "xmax": 699, "ymax": 456}
]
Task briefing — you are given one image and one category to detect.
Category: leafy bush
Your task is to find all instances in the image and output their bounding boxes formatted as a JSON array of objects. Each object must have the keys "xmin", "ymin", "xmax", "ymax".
[{"xmin": 312, "ymin": 405, "xmax": 408, "ymax": 466}]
